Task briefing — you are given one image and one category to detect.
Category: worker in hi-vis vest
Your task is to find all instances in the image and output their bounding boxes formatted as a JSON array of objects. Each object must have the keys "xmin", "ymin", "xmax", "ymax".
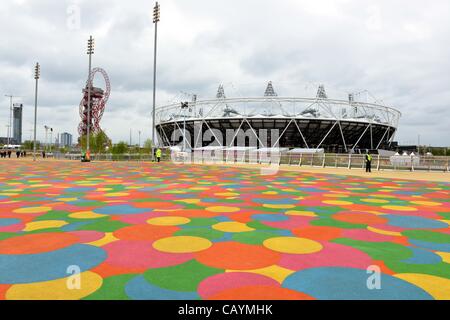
[
  {"xmin": 156, "ymin": 148, "xmax": 162, "ymax": 163},
  {"xmin": 365, "ymin": 152, "xmax": 373, "ymax": 173}
]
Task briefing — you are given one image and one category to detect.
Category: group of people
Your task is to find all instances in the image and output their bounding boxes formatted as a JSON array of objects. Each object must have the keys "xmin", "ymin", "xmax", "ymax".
[
  {"xmin": 0, "ymin": 150, "xmax": 12, "ymax": 158},
  {"xmin": 0, "ymin": 150, "xmax": 26, "ymax": 158}
]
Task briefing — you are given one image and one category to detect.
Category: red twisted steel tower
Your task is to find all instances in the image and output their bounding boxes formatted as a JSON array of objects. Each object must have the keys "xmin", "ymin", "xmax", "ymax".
[{"xmin": 78, "ymin": 67, "xmax": 111, "ymax": 136}]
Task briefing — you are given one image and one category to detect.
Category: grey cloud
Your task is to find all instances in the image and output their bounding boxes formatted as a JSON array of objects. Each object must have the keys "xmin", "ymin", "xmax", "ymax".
[{"xmin": 0, "ymin": 0, "xmax": 449, "ymax": 146}]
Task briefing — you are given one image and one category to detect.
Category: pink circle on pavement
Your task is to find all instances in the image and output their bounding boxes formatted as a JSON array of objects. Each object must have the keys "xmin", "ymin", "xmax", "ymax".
[
  {"xmin": 198, "ymin": 272, "xmax": 280, "ymax": 299},
  {"xmin": 262, "ymin": 216, "xmax": 314, "ymax": 230},
  {"xmin": 342, "ymin": 229, "xmax": 395, "ymax": 242},
  {"xmin": 112, "ymin": 212, "xmax": 166, "ymax": 225},
  {"xmin": 103, "ymin": 240, "xmax": 193, "ymax": 270},
  {"xmin": 68, "ymin": 231, "xmax": 105, "ymax": 243},
  {"xmin": 279, "ymin": 242, "xmax": 373, "ymax": 271}
]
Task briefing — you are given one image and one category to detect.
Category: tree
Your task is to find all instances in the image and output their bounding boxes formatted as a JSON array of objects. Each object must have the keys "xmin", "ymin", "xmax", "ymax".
[
  {"xmin": 143, "ymin": 139, "xmax": 153, "ymax": 150},
  {"xmin": 94, "ymin": 130, "xmax": 112, "ymax": 154},
  {"xmin": 22, "ymin": 140, "xmax": 41, "ymax": 151},
  {"xmin": 112, "ymin": 141, "xmax": 128, "ymax": 155},
  {"xmin": 79, "ymin": 130, "xmax": 112, "ymax": 154}
]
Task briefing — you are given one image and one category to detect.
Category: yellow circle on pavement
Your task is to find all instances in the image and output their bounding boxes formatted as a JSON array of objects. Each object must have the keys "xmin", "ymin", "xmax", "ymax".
[
  {"xmin": 323, "ymin": 200, "xmax": 353, "ymax": 206},
  {"xmin": 382, "ymin": 205, "xmax": 417, "ymax": 212},
  {"xmin": 6, "ymin": 272, "xmax": 102, "ymax": 300},
  {"xmin": 263, "ymin": 237, "xmax": 323, "ymax": 254},
  {"xmin": 147, "ymin": 216, "xmax": 191, "ymax": 226},
  {"xmin": 410, "ymin": 201, "xmax": 442, "ymax": 207},
  {"xmin": 69, "ymin": 211, "xmax": 107, "ymax": 219},
  {"xmin": 361, "ymin": 199, "xmax": 390, "ymax": 204},
  {"xmin": 262, "ymin": 204, "xmax": 296, "ymax": 209},
  {"xmin": 212, "ymin": 222, "xmax": 255, "ymax": 233},
  {"xmin": 23, "ymin": 220, "xmax": 68, "ymax": 232},
  {"xmin": 14, "ymin": 206, "xmax": 52, "ymax": 214},
  {"xmin": 285, "ymin": 210, "xmax": 317, "ymax": 217},
  {"xmin": 206, "ymin": 206, "xmax": 240, "ymax": 213}
]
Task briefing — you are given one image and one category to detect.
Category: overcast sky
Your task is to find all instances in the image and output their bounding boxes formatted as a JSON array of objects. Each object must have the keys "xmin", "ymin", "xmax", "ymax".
[{"xmin": 0, "ymin": 0, "xmax": 449, "ymax": 146}]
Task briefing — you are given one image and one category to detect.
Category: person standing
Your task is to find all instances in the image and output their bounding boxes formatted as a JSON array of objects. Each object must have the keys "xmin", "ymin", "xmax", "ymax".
[
  {"xmin": 156, "ymin": 148, "xmax": 162, "ymax": 163},
  {"xmin": 365, "ymin": 152, "xmax": 372, "ymax": 173}
]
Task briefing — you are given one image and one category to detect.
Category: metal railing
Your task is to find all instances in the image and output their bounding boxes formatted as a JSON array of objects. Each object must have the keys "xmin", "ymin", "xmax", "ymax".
[
  {"xmin": 54, "ymin": 153, "xmax": 168, "ymax": 162},
  {"xmin": 53, "ymin": 151, "xmax": 449, "ymax": 172},
  {"xmin": 176, "ymin": 151, "xmax": 450, "ymax": 173}
]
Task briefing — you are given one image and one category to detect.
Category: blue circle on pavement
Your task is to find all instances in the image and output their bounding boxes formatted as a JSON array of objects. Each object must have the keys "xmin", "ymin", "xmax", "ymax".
[{"xmin": 282, "ymin": 267, "xmax": 433, "ymax": 300}]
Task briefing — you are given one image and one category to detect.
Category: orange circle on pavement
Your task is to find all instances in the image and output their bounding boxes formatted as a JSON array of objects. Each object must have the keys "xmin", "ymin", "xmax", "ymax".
[
  {"xmin": 113, "ymin": 224, "xmax": 179, "ymax": 241},
  {"xmin": 292, "ymin": 226, "xmax": 343, "ymax": 241},
  {"xmin": 195, "ymin": 242, "xmax": 280, "ymax": 270},
  {"xmin": 0, "ymin": 233, "xmax": 79, "ymax": 254},
  {"xmin": 332, "ymin": 212, "xmax": 388, "ymax": 225},
  {"xmin": 207, "ymin": 285, "xmax": 314, "ymax": 300},
  {"xmin": 133, "ymin": 202, "xmax": 181, "ymax": 210},
  {"xmin": 170, "ymin": 209, "xmax": 218, "ymax": 218}
]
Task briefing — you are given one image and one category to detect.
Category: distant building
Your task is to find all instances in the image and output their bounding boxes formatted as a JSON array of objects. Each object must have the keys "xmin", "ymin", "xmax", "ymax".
[
  {"xmin": 13, "ymin": 103, "xmax": 23, "ymax": 144},
  {"xmin": 60, "ymin": 132, "xmax": 73, "ymax": 148},
  {"xmin": 0, "ymin": 137, "xmax": 19, "ymax": 146}
]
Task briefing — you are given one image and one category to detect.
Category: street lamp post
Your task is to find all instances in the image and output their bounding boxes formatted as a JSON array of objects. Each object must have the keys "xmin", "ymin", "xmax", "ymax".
[
  {"xmin": 50, "ymin": 128, "xmax": 53, "ymax": 153},
  {"xmin": 181, "ymin": 102, "xmax": 189, "ymax": 152},
  {"xmin": 138, "ymin": 130, "xmax": 141, "ymax": 147},
  {"xmin": 152, "ymin": 1, "xmax": 160, "ymax": 160},
  {"xmin": 33, "ymin": 63, "xmax": 40, "ymax": 161},
  {"xmin": 86, "ymin": 36, "xmax": 94, "ymax": 161},
  {"xmin": 44, "ymin": 125, "xmax": 49, "ymax": 152},
  {"xmin": 138, "ymin": 130, "xmax": 141, "ymax": 161}
]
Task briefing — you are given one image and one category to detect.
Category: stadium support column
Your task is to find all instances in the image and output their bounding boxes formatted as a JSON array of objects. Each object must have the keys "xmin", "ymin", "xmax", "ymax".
[{"xmin": 152, "ymin": 1, "xmax": 160, "ymax": 160}]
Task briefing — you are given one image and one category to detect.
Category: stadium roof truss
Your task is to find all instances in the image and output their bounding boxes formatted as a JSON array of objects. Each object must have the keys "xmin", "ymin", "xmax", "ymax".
[{"xmin": 156, "ymin": 94, "xmax": 401, "ymax": 152}]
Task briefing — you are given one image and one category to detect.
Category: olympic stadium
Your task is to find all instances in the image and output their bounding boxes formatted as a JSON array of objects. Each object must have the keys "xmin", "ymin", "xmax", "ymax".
[{"xmin": 155, "ymin": 82, "xmax": 401, "ymax": 153}]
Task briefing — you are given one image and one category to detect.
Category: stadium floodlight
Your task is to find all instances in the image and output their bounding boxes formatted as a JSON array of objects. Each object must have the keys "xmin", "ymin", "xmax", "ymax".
[
  {"xmin": 86, "ymin": 35, "xmax": 94, "ymax": 160},
  {"xmin": 151, "ymin": 1, "xmax": 160, "ymax": 160},
  {"xmin": 33, "ymin": 63, "xmax": 40, "ymax": 161}
]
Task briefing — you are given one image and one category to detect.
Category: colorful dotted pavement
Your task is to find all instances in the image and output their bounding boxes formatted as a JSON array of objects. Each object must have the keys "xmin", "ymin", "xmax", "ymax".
[{"xmin": 0, "ymin": 161, "xmax": 449, "ymax": 300}]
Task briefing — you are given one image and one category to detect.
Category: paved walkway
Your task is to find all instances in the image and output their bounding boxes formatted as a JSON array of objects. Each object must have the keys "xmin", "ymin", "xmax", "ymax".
[{"xmin": 0, "ymin": 160, "xmax": 449, "ymax": 299}]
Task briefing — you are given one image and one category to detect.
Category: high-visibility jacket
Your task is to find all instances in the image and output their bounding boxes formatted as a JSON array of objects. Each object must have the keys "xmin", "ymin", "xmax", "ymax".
[
  {"xmin": 156, "ymin": 149, "xmax": 162, "ymax": 158},
  {"xmin": 366, "ymin": 154, "xmax": 372, "ymax": 162}
]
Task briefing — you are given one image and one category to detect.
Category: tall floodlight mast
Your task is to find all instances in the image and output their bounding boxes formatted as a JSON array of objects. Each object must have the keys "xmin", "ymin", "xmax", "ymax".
[
  {"xmin": 86, "ymin": 36, "xmax": 95, "ymax": 161},
  {"xmin": 152, "ymin": 1, "xmax": 160, "ymax": 157},
  {"xmin": 33, "ymin": 63, "xmax": 40, "ymax": 161}
]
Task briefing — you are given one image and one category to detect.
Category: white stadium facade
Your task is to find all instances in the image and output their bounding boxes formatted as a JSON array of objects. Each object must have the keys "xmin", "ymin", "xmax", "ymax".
[{"xmin": 155, "ymin": 82, "xmax": 401, "ymax": 153}]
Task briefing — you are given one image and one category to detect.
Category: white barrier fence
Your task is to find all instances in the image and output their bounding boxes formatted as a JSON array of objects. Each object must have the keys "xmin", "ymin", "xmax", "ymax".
[{"xmin": 55, "ymin": 151, "xmax": 450, "ymax": 172}]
